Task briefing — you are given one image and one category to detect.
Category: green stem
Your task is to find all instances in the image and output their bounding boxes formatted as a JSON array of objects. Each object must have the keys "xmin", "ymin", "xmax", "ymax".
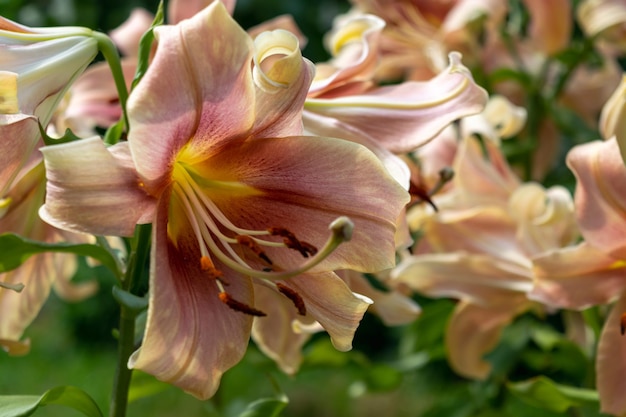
[
  {"xmin": 94, "ymin": 31, "xmax": 130, "ymax": 137},
  {"xmin": 108, "ymin": 224, "xmax": 152, "ymax": 417},
  {"xmin": 108, "ymin": 305, "xmax": 136, "ymax": 417}
]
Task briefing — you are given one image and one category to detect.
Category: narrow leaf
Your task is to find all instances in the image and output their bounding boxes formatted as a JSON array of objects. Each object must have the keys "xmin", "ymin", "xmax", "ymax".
[
  {"xmin": 508, "ymin": 376, "xmax": 599, "ymax": 413},
  {"xmin": 238, "ymin": 396, "xmax": 288, "ymax": 417},
  {"xmin": 0, "ymin": 233, "xmax": 120, "ymax": 277},
  {"xmin": 0, "ymin": 386, "xmax": 103, "ymax": 417}
]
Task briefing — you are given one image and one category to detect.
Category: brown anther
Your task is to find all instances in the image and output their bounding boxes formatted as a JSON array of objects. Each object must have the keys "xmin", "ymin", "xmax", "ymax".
[
  {"xmin": 218, "ymin": 292, "xmax": 267, "ymax": 317},
  {"xmin": 268, "ymin": 227, "xmax": 318, "ymax": 258},
  {"xmin": 298, "ymin": 241, "xmax": 318, "ymax": 257},
  {"xmin": 236, "ymin": 235, "xmax": 273, "ymax": 265},
  {"xmin": 621, "ymin": 312, "xmax": 626, "ymax": 335},
  {"xmin": 276, "ymin": 283, "xmax": 306, "ymax": 316}
]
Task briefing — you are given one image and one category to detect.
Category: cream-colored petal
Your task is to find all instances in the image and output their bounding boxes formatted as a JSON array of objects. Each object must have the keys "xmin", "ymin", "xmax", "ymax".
[
  {"xmin": 446, "ymin": 299, "xmax": 528, "ymax": 379},
  {"xmin": 40, "ymin": 137, "xmax": 156, "ymax": 237},
  {"xmin": 531, "ymin": 242, "xmax": 626, "ymax": 309},
  {"xmin": 288, "ymin": 272, "xmax": 372, "ymax": 351},
  {"xmin": 251, "ymin": 282, "xmax": 308, "ymax": 374}
]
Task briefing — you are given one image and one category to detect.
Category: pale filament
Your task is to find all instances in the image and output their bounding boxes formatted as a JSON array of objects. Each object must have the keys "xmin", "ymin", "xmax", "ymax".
[
  {"xmin": 172, "ymin": 165, "xmax": 353, "ymax": 281},
  {"xmin": 178, "ymin": 166, "xmax": 284, "ymax": 247}
]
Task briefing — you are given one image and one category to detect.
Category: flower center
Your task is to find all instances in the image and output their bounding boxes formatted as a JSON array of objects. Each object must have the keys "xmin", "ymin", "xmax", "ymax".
[{"xmin": 169, "ymin": 153, "xmax": 353, "ymax": 317}]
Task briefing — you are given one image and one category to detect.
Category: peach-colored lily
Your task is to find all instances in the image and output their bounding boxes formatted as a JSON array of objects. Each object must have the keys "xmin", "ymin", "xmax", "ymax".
[
  {"xmin": 529, "ymin": 137, "xmax": 626, "ymax": 416},
  {"xmin": 393, "ymin": 131, "xmax": 578, "ymax": 379},
  {"xmin": 578, "ymin": 0, "xmax": 626, "ymax": 53},
  {"xmin": 348, "ymin": 0, "xmax": 508, "ymax": 80},
  {"xmin": 40, "ymin": 3, "xmax": 409, "ymax": 398},
  {"xmin": 304, "ymin": 13, "xmax": 488, "ymax": 155}
]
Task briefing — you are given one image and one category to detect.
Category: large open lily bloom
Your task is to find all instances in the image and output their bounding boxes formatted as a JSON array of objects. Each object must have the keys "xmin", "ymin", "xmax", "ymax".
[
  {"xmin": 40, "ymin": 2, "xmax": 409, "ymax": 399},
  {"xmin": 529, "ymin": 137, "xmax": 626, "ymax": 416}
]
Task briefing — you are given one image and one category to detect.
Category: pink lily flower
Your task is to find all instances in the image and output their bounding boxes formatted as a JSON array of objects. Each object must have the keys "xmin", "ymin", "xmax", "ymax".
[
  {"xmin": 40, "ymin": 2, "xmax": 409, "ymax": 398},
  {"xmin": 393, "ymin": 128, "xmax": 578, "ymax": 379},
  {"xmin": 348, "ymin": 0, "xmax": 508, "ymax": 80},
  {"xmin": 529, "ymin": 137, "xmax": 626, "ymax": 416},
  {"xmin": 304, "ymin": 13, "xmax": 488, "ymax": 156}
]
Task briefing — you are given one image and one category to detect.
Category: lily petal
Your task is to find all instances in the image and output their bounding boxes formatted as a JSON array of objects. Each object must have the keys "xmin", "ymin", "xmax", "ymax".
[
  {"xmin": 392, "ymin": 252, "xmax": 532, "ymax": 306},
  {"xmin": 530, "ymin": 242, "xmax": 626, "ymax": 309},
  {"xmin": 288, "ymin": 272, "xmax": 372, "ymax": 352},
  {"xmin": 446, "ymin": 299, "xmax": 528, "ymax": 379},
  {"xmin": 566, "ymin": 138, "xmax": 626, "ymax": 259},
  {"xmin": 250, "ymin": 29, "xmax": 314, "ymax": 138},
  {"xmin": 596, "ymin": 292, "xmax": 626, "ymax": 416},
  {"xmin": 251, "ymin": 282, "xmax": 308, "ymax": 374},
  {"xmin": 129, "ymin": 195, "xmax": 253, "ymax": 399},
  {"xmin": 205, "ymin": 136, "xmax": 409, "ymax": 272},
  {"xmin": 127, "ymin": 2, "xmax": 255, "ymax": 191},
  {"xmin": 304, "ymin": 53, "xmax": 488, "ymax": 153},
  {"xmin": 40, "ymin": 137, "xmax": 156, "ymax": 237}
]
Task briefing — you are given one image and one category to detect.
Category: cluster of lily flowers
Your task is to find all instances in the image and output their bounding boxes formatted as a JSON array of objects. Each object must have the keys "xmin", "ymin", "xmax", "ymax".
[{"xmin": 3, "ymin": 0, "xmax": 626, "ymax": 414}]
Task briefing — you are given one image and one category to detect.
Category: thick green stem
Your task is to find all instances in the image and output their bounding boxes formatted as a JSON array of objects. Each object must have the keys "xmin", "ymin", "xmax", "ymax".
[
  {"xmin": 108, "ymin": 306, "xmax": 136, "ymax": 417},
  {"xmin": 108, "ymin": 224, "xmax": 152, "ymax": 417}
]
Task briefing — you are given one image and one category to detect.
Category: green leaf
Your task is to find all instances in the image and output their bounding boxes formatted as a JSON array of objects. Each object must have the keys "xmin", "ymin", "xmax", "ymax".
[
  {"xmin": 364, "ymin": 364, "xmax": 403, "ymax": 392},
  {"xmin": 507, "ymin": 376, "xmax": 599, "ymax": 413},
  {"xmin": 132, "ymin": 0, "xmax": 164, "ymax": 90},
  {"xmin": 0, "ymin": 386, "xmax": 103, "ymax": 417},
  {"xmin": 127, "ymin": 371, "xmax": 169, "ymax": 404},
  {"xmin": 237, "ymin": 395, "xmax": 288, "ymax": 417},
  {"xmin": 39, "ymin": 123, "xmax": 83, "ymax": 146},
  {"xmin": 103, "ymin": 118, "xmax": 126, "ymax": 145},
  {"xmin": 112, "ymin": 286, "xmax": 148, "ymax": 313},
  {"xmin": 0, "ymin": 233, "xmax": 120, "ymax": 277}
]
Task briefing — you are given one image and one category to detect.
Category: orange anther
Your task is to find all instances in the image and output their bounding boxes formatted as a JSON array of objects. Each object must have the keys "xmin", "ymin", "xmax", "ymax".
[
  {"xmin": 621, "ymin": 312, "xmax": 626, "ymax": 335},
  {"xmin": 200, "ymin": 256, "xmax": 214, "ymax": 270},
  {"xmin": 218, "ymin": 292, "xmax": 267, "ymax": 317}
]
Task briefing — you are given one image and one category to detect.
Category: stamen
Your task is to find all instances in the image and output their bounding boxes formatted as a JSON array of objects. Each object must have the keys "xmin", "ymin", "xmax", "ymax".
[
  {"xmin": 200, "ymin": 256, "xmax": 224, "ymax": 280},
  {"xmin": 218, "ymin": 292, "xmax": 267, "ymax": 317},
  {"xmin": 268, "ymin": 227, "xmax": 318, "ymax": 257},
  {"xmin": 276, "ymin": 283, "xmax": 306, "ymax": 316},
  {"xmin": 236, "ymin": 235, "xmax": 273, "ymax": 265},
  {"xmin": 621, "ymin": 312, "xmax": 626, "ymax": 335}
]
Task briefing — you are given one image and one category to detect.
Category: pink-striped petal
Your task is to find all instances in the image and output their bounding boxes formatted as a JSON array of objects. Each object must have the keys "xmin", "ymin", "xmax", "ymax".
[
  {"xmin": 129, "ymin": 195, "xmax": 253, "ymax": 399},
  {"xmin": 567, "ymin": 138, "xmax": 626, "ymax": 259},
  {"xmin": 304, "ymin": 53, "xmax": 488, "ymax": 153},
  {"xmin": 203, "ymin": 136, "xmax": 409, "ymax": 273},
  {"xmin": 596, "ymin": 292, "xmax": 626, "ymax": 416},
  {"xmin": 127, "ymin": 2, "xmax": 255, "ymax": 191}
]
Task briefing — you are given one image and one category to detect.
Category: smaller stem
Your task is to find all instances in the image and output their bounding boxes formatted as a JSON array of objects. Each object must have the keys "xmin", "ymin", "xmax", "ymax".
[{"xmin": 93, "ymin": 31, "xmax": 130, "ymax": 137}]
